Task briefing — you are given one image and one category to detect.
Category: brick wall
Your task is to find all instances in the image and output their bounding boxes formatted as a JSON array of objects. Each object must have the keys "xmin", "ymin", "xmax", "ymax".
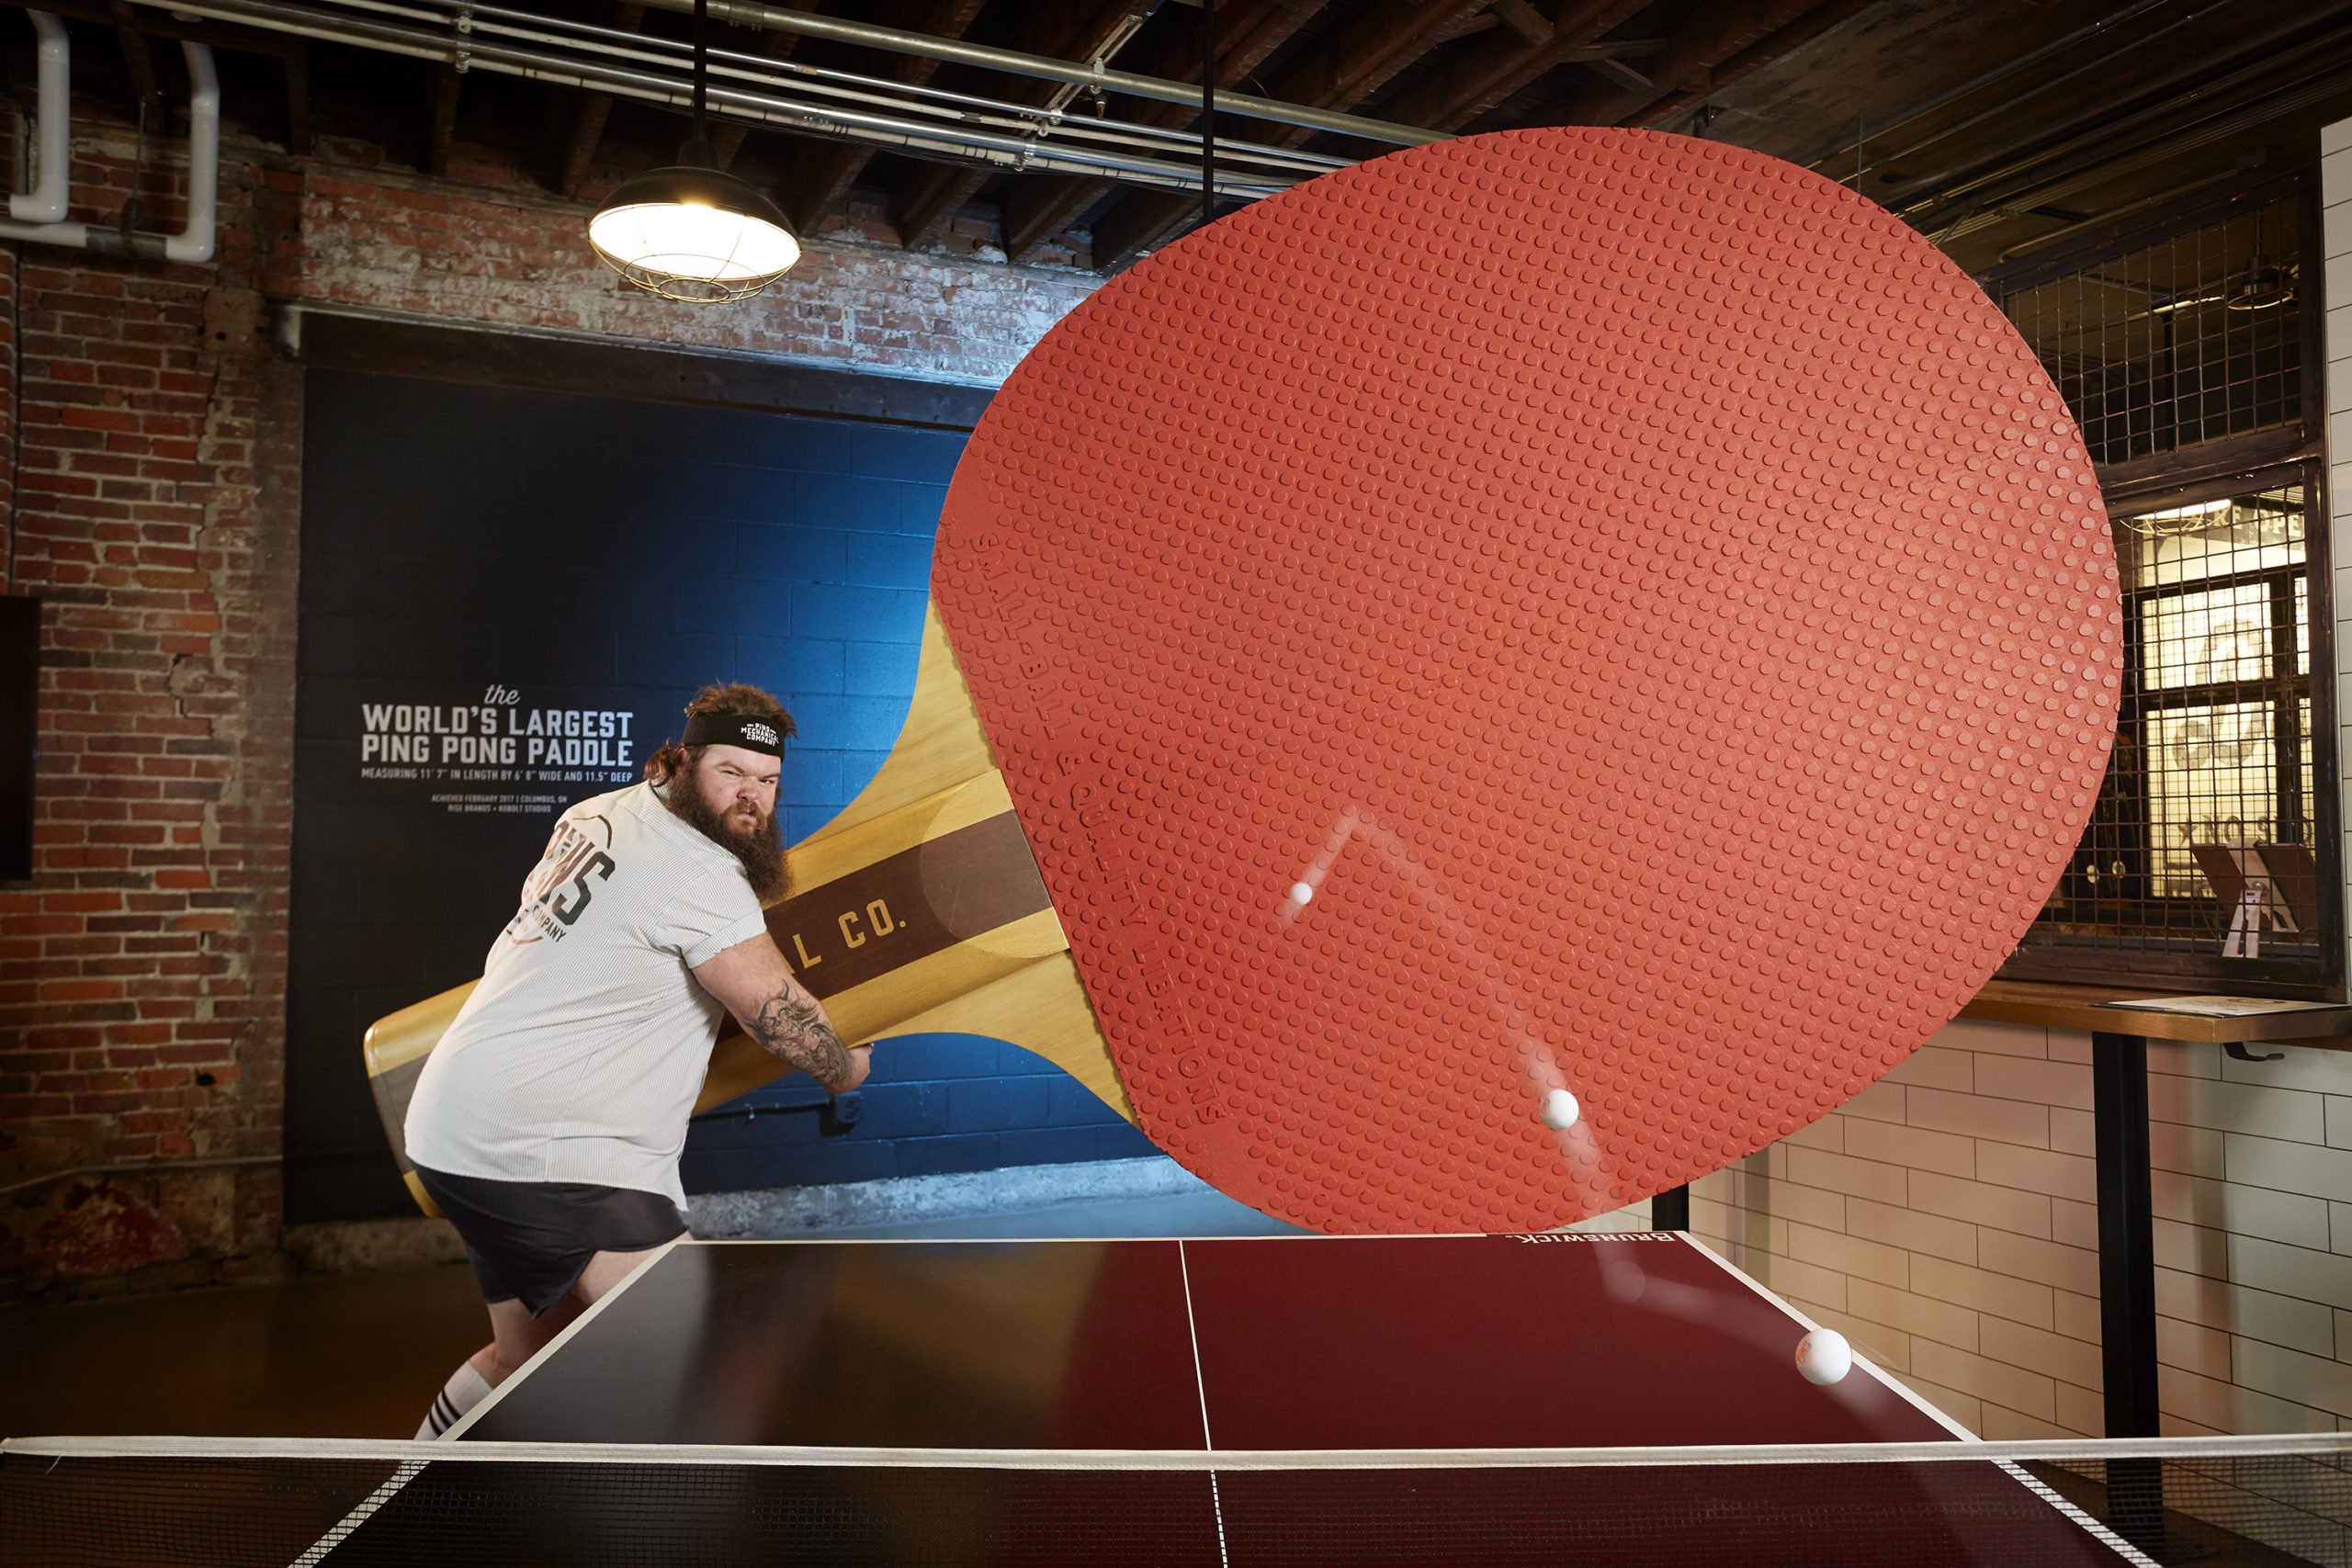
[
  {"xmin": 0, "ymin": 89, "xmax": 1101, "ymax": 1300},
  {"xmin": 266, "ymin": 135, "xmax": 1091, "ymax": 387},
  {"xmin": 0, "ymin": 107, "xmax": 294, "ymax": 1299}
]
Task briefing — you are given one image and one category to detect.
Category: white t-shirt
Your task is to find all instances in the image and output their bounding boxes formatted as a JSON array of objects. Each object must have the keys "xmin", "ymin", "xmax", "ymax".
[{"xmin": 405, "ymin": 781, "xmax": 770, "ymax": 1207}]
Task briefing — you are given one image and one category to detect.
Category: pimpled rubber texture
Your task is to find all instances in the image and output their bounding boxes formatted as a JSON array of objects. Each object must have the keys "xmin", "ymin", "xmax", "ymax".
[{"xmin": 934, "ymin": 128, "xmax": 2120, "ymax": 1235}]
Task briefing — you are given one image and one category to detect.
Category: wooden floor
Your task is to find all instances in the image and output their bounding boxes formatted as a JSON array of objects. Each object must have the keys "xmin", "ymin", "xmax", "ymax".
[
  {"xmin": 0, "ymin": 1182, "xmax": 1304, "ymax": 1443},
  {"xmin": 0, "ymin": 1262, "xmax": 486, "ymax": 1439}
]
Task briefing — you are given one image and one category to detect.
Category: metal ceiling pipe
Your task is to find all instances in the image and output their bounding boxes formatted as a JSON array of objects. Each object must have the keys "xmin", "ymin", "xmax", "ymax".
[
  {"xmin": 620, "ymin": 0, "xmax": 1447, "ymax": 147},
  {"xmin": 0, "ymin": 38, "xmax": 221, "ymax": 259},
  {"xmin": 419, "ymin": 0, "xmax": 1342, "ymax": 176},
  {"xmin": 135, "ymin": 0, "xmax": 1442, "ymax": 151},
  {"xmin": 11, "ymin": 11, "xmax": 71, "ymax": 222},
  {"xmin": 153, "ymin": 0, "xmax": 1320, "ymax": 195}
]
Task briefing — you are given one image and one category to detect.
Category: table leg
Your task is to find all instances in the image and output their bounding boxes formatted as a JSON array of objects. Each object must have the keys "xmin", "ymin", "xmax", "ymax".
[
  {"xmin": 1652, "ymin": 1183, "xmax": 1690, "ymax": 1232},
  {"xmin": 2092, "ymin": 1031, "xmax": 2163, "ymax": 1547}
]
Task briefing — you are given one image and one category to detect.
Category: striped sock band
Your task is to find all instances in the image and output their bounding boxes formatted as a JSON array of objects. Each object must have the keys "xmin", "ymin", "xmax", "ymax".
[{"xmin": 415, "ymin": 1360, "xmax": 493, "ymax": 1440}]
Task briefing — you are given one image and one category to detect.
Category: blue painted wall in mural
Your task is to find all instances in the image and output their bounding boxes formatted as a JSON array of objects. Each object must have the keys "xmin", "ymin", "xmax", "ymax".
[{"xmin": 288, "ymin": 369, "xmax": 1148, "ymax": 1223}]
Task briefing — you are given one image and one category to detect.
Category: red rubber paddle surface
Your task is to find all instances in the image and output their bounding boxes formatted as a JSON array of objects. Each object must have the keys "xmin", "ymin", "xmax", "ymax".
[{"xmin": 933, "ymin": 128, "xmax": 2121, "ymax": 1235}]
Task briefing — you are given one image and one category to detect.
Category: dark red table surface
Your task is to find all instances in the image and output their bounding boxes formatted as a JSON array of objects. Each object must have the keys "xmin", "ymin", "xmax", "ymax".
[
  {"xmin": 460, "ymin": 1234, "xmax": 1958, "ymax": 1450},
  {"xmin": 277, "ymin": 1459, "xmax": 2129, "ymax": 1567}
]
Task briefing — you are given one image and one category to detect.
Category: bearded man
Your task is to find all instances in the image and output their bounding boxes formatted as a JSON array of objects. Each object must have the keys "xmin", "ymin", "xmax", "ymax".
[{"xmin": 404, "ymin": 682, "xmax": 865, "ymax": 1438}]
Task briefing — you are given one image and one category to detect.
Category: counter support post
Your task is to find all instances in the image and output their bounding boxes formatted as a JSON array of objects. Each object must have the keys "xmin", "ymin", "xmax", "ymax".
[
  {"xmin": 1652, "ymin": 1184, "xmax": 1690, "ymax": 1232},
  {"xmin": 2093, "ymin": 1030, "xmax": 2162, "ymax": 1547}
]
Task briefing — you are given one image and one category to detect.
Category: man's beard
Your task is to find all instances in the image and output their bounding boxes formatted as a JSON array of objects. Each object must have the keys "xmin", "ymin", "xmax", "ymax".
[{"xmin": 665, "ymin": 771, "xmax": 789, "ymax": 902}]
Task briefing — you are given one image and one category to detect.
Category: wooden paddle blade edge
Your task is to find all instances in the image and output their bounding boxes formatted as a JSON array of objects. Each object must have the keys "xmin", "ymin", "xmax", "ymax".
[
  {"xmin": 362, "ymin": 981, "xmax": 476, "ymax": 1219},
  {"xmin": 795, "ymin": 601, "xmax": 1002, "ymax": 844}
]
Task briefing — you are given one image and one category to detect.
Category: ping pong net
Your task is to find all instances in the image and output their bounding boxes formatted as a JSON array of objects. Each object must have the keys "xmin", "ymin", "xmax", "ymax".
[{"xmin": 6, "ymin": 1433, "xmax": 2350, "ymax": 1567}]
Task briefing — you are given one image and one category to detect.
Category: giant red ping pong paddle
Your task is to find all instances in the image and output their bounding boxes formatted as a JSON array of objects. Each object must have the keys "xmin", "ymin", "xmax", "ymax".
[{"xmin": 368, "ymin": 126, "xmax": 2120, "ymax": 1235}]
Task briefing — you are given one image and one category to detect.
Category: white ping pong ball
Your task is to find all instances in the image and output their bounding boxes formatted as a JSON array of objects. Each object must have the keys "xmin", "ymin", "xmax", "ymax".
[
  {"xmin": 1795, "ymin": 1329, "xmax": 1851, "ymax": 1386},
  {"xmin": 1289, "ymin": 882, "xmax": 1315, "ymax": 906},
  {"xmin": 1539, "ymin": 1089, "xmax": 1579, "ymax": 1131}
]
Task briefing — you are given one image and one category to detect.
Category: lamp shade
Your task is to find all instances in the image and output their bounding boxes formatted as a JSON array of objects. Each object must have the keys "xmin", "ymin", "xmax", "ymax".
[{"xmin": 589, "ymin": 162, "xmax": 800, "ymax": 304}]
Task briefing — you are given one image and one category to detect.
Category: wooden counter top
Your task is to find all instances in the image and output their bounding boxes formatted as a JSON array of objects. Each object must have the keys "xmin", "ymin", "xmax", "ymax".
[{"xmin": 1961, "ymin": 980, "xmax": 2352, "ymax": 1046}]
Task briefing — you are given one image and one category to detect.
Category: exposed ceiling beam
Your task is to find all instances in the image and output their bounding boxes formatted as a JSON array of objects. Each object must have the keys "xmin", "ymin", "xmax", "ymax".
[
  {"xmin": 774, "ymin": 0, "xmax": 989, "ymax": 235},
  {"xmin": 1374, "ymin": 0, "xmax": 1657, "ymax": 133},
  {"xmin": 1002, "ymin": 0, "xmax": 1332, "ymax": 264},
  {"xmin": 428, "ymin": 61, "xmax": 460, "ymax": 176},
  {"xmin": 1585, "ymin": 54, "xmax": 1650, "ymax": 90},
  {"xmin": 1261, "ymin": 0, "xmax": 1491, "ymax": 135},
  {"xmin": 28, "ymin": 2, "xmax": 292, "ymax": 54},
  {"xmin": 1561, "ymin": 0, "xmax": 1823, "ymax": 126},
  {"xmin": 107, "ymin": 0, "xmax": 168, "ymax": 126},
  {"xmin": 1088, "ymin": 0, "xmax": 1488, "ymax": 270},
  {"xmin": 1631, "ymin": 0, "xmax": 1914, "ymax": 129},
  {"xmin": 1906, "ymin": 25, "xmax": 2352, "ymax": 243},
  {"xmin": 560, "ymin": 2, "xmax": 645, "ymax": 197},
  {"xmin": 1490, "ymin": 0, "xmax": 1551, "ymax": 48},
  {"xmin": 1081, "ymin": 177, "xmax": 1193, "ymax": 265},
  {"xmin": 283, "ymin": 36, "xmax": 311, "ymax": 152},
  {"xmin": 894, "ymin": 0, "xmax": 1151, "ymax": 252}
]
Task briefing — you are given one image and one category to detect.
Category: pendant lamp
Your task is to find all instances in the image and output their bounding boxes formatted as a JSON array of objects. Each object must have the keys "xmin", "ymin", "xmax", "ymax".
[{"xmin": 588, "ymin": 0, "xmax": 799, "ymax": 303}]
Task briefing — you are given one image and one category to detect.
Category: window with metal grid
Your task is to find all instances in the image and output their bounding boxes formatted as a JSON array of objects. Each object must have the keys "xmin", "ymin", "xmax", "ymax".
[
  {"xmin": 1988, "ymin": 179, "xmax": 2335, "ymax": 992},
  {"xmin": 2029, "ymin": 480, "xmax": 2317, "ymax": 964}
]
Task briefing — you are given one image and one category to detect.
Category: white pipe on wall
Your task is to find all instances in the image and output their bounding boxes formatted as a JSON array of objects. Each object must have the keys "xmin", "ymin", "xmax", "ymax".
[
  {"xmin": 11, "ymin": 11, "xmax": 71, "ymax": 224},
  {"xmin": 164, "ymin": 39, "xmax": 218, "ymax": 263},
  {"xmin": 0, "ymin": 37, "xmax": 220, "ymax": 263}
]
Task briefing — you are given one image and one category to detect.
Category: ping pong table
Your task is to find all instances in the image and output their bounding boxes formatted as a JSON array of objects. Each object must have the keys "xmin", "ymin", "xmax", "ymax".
[{"xmin": 366, "ymin": 1230, "xmax": 2155, "ymax": 1565}]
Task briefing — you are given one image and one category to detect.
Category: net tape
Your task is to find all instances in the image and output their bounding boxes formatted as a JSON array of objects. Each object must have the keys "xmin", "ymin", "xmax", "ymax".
[
  {"xmin": 11, "ymin": 1431, "xmax": 2352, "ymax": 1468},
  {"xmin": 11, "ymin": 1434, "xmax": 2352, "ymax": 1568}
]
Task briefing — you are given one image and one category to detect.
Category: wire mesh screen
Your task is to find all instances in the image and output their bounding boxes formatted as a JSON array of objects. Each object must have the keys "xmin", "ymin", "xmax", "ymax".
[
  {"xmin": 2016, "ymin": 479, "xmax": 2317, "ymax": 969},
  {"xmin": 1994, "ymin": 186, "xmax": 2325, "ymax": 984},
  {"xmin": 2038, "ymin": 1450, "xmax": 2352, "ymax": 1567},
  {"xmin": 6, "ymin": 1437, "xmax": 2352, "ymax": 1568},
  {"xmin": 1999, "ymin": 198, "xmax": 2301, "ymax": 464}
]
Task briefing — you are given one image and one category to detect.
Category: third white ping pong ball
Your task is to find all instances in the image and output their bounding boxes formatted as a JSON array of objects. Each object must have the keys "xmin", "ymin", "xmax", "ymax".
[
  {"xmin": 1539, "ymin": 1089, "xmax": 1579, "ymax": 1131},
  {"xmin": 1289, "ymin": 882, "xmax": 1315, "ymax": 906},
  {"xmin": 1795, "ymin": 1329, "xmax": 1851, "ymax": 1385}
]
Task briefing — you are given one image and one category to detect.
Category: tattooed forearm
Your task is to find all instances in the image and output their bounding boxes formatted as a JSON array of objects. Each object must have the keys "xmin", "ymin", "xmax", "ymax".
[{"xmin": 748, "ymin": 991, "xmax": 857, "ymax": 1090}]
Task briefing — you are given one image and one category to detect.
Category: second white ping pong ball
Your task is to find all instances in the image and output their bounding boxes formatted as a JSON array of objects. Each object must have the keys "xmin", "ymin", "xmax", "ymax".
[
  {"xmin": 1539, "ymin": 1089, "xmax": 1579, "ymax": 1131},
  {"xmin": 1289, "ymin": 882, "xmax": 1315, "ymax": 906},
  {"xmin": 1795, "ymin": 1329, "xmax": 1851, "ymax": 1386}
]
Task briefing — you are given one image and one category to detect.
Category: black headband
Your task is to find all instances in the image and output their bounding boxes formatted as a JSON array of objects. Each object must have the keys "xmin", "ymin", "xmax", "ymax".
[{"xmin": 682, "ymin": 711, "xmax": 787, "ymax": 757}]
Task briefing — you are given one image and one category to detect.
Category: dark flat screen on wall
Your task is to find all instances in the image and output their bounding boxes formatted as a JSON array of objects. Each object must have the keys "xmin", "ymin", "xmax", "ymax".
[
  {"xmin": 290, "ymin": 370, "xmax": 1020, "ymax": 1222},
  {"xmin": 0, "ymin": 595, "xmax": 35, "ymax": 881}
]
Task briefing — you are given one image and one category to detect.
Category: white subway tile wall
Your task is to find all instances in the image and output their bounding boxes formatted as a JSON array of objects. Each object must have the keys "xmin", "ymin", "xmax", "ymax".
[{"xmin": 1690, "ymin": 1017, "xmax": 2352, "ymax": 1438}]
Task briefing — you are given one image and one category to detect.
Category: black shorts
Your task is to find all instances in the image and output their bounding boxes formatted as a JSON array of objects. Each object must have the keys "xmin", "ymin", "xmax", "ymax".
[{"xmin": 415, "ymin": 1166, "xmax": 689, "ymax": 1314}]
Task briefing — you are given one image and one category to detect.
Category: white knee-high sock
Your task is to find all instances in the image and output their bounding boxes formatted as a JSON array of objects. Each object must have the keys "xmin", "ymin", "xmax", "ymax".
[{"xmin": 415, "ymin": 1360, "xmax": 493, "ymax": 1439}]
